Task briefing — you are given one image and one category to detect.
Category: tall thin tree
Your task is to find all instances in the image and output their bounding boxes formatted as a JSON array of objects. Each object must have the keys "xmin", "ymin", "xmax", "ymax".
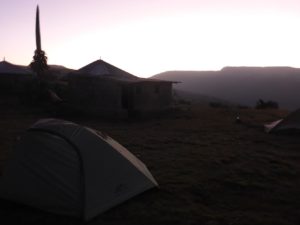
[{"xmin": 30, "ymin": 5, "xmax": 48, "ymax": 77}]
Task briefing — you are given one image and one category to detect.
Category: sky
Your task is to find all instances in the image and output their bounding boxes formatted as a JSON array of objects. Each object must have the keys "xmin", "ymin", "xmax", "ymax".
[{"xmin": 1, "ymin": 0, "xmax": 300, "ymax": 77}]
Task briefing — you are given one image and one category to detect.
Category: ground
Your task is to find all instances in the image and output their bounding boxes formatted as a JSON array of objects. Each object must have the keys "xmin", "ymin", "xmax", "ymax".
[{"xmin": 0, "ymin": 96, "xmax": 299, "ymax": 225}]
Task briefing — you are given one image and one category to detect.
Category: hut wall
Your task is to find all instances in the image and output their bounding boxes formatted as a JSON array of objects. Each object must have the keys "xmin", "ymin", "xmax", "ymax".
[
  {"xmin": 66, "ymin": 77, "xmax": 127, "ymax": 115},
  {"xmin": 131, "ymin": 82, "xmax": 172, "ymax": 111},
  {"xmin": 0, "ymin": 74, "xmax": 35, "ymax": 94}
]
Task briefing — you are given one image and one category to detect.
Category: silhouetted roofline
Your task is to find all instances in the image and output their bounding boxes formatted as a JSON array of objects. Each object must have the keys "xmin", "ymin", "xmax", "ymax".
[
  {"xmin": 78, "ymin": 59, "xmax": 138, "ymax": 80},
  {"xmin": 0, "ymin": 60, "xmax": 32, "ymax": 74}
]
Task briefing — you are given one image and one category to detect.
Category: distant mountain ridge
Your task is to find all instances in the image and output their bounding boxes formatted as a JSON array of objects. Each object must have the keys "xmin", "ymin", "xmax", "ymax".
[{"xmin": 152, "ymin": 67, "xmax": 300, "ymax": 110}]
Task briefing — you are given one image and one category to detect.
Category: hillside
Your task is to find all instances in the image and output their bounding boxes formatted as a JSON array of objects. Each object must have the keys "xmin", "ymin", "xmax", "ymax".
[
  {"xmin": 152, "ymin": 67, "xmax": 300, "ymax": 110},
  {"xmin": 173, "ymin": 89, "xmax": 235, "ymax": 106},
  {"xmin": 0, "ymin": 97, "xmax": 299, "ymax": 225}
]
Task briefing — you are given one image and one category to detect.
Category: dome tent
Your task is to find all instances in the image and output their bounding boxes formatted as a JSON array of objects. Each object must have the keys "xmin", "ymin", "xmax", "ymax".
[
  {"xmin": 0, "ymin": 118, "xmax": 158, "ymax": 221},
  {"xmin": 265, "ymin": 109, "xmax": 300, "ymax": 134}
]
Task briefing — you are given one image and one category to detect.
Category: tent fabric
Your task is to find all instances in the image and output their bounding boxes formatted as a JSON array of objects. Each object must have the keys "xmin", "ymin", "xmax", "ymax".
[
  {"xmin": 264, "ymin": 119, "xmax": 283, "ymax": 133},
  {"xmin": 0, "ymin": 118, "xmax": 158, "ymax": 221},
  {"xmin": 264, "ymin": 109, "xmax": 300, "ymax": 133}
]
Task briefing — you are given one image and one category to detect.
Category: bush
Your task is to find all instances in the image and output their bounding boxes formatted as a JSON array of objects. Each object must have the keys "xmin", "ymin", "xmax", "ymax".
[{"xmin": 255, "ymin": 99, "xmax": 279, "ymax": 109}]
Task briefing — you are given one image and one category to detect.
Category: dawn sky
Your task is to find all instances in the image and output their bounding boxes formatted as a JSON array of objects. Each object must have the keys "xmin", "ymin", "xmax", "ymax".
[{"xmin": 1, "ymin": 0, "xmax": 300, "ymax": 77}]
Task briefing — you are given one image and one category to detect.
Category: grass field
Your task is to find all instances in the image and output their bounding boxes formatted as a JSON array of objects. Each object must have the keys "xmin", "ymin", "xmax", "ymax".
[{"xmin": 0, "ymin": 97, "xmax": 299, "ymax": 225}]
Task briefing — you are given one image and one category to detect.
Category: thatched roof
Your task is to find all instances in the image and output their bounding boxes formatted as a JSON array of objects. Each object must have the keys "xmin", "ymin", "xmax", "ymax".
[
  {"xmin": 78, "ymin": 59, "xmax": 138, "ymax": 81},
  {"xmin": 0, "ymin": 60, "xmax": 31, "ymax": 75},
  {"xmin": 68, "ymin": 59, "xmax": 175, "ymax": 84}
]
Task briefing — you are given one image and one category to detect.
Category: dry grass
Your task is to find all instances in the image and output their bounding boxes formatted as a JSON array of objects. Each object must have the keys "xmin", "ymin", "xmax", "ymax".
[{"xmin": 0, "ymin": 97, "xmax": 299, "ymax": 225}]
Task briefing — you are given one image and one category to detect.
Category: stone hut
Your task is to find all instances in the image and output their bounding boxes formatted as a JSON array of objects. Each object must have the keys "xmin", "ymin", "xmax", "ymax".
[
  {"xmin": 0, "ymin": 60, "xmax": 34, "ymax": 94},
  {"xmin": 62, "ymin": 59, "xmax": 174, "ymax": 116}
]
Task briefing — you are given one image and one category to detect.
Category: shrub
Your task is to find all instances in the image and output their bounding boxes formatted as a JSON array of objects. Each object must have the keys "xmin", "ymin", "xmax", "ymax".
[{"xmin": 255, "ymin": 99, "xmax": 279, "ymax": 109}]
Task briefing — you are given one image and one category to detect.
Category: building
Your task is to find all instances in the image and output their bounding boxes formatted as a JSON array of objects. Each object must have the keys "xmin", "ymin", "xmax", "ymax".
[
  {"xmin": 0, "ymin": 60, "xmax": 34, "ymax": 94},
  {"xmin": 62, "ymin": 59, "xmax": 174, "ymax": 116},
  {"xmin": 0, "ymin": 6, "xmax": 175, "ymax": 116}
]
